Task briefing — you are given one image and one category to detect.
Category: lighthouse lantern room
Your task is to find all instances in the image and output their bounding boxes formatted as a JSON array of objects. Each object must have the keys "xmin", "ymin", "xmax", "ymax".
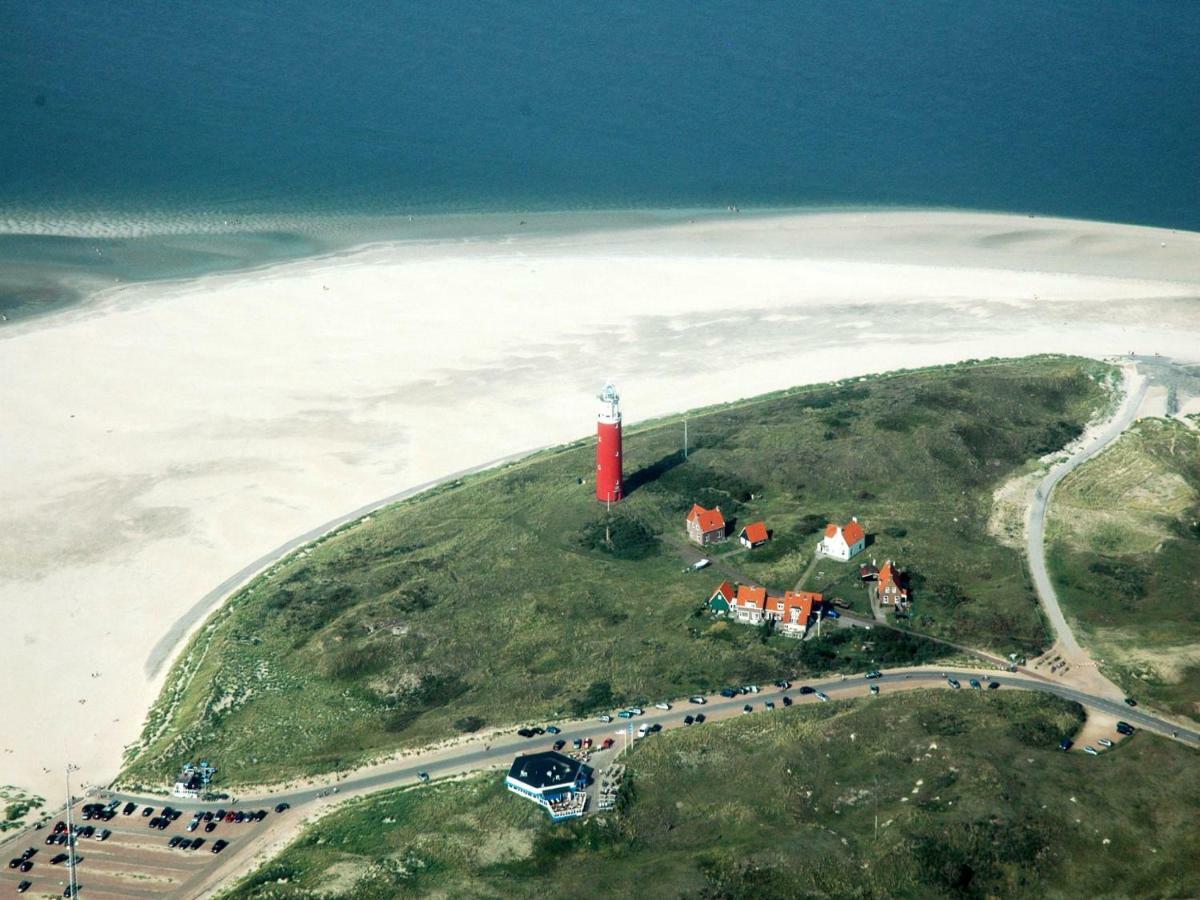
[{"xmin": 596, "ymin": 381, "xmax": 623, "ymax": 503}]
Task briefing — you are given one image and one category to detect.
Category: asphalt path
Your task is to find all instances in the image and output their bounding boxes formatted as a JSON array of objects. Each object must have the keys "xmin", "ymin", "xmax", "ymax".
[{"xmin": 1026, "ymin": 369, "xmax": 1149, "ymax": 657}]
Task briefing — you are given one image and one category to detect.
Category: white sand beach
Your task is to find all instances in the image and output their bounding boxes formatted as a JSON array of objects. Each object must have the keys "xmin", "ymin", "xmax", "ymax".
[{"xmin": 2, "ymin": 209, "xmax": 1199, "ymax": 806}]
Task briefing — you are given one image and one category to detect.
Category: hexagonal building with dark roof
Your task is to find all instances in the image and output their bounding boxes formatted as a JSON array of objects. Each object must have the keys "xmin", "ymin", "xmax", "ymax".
[{"xmin": 505, "ymin": 751, "xmax": 592, "ymax": 820}]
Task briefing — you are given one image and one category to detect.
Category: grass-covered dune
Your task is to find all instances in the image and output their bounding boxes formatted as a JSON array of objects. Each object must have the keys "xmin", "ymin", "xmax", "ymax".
[
  {"xmin": 226, "ymin": 691, "xmax": 1200, "ymax": 899},
  {"xmin": 122, "ymin": 356, "xmax": 1113, "ymax": 787},
  {"xmin": 1049, "ymin": 416, "xmax": 1200, "ymax": 719}
]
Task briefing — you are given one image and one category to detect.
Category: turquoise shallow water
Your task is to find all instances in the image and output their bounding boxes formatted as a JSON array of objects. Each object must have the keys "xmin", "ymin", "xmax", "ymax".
[{"xmin": 1, "ymin": 1, "xmax": 1197, "ymax": 319}]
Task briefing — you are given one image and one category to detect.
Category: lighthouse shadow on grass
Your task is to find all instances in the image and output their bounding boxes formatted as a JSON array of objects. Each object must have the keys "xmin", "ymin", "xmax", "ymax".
[{"xmin": 623, "ymin": 449, "xmax": 687, "ymax": 496}]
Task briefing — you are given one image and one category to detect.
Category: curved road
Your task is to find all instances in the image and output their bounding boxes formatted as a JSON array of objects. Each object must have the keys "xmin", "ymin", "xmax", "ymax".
[{"xmin": 1027, "ymin": 367, "xmax": 1148, "ymax": 659}]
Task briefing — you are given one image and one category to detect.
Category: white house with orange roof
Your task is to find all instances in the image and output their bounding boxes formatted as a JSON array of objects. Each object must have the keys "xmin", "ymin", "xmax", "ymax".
[
  {"xmin": 731, "ymin": 584, "xmax": 767, "ymax": 624},
  {"xmin": 817, "ymin": 517, "xmax": 866, "ymax": 561},
  {"xmin": 779, "ymin": 590, "xmax": 823, "ymax": 637},
  {"xmin": 686, "ymin": 504, "xmax": 727, "ymax": 545}
]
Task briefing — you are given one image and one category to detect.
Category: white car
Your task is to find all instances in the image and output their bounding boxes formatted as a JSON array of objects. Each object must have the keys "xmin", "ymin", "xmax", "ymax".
[
  {"xmin": 654, "ymin": 702, "xmax": 671, "ymax": 710},
  {"xmin": 629, "ymin": 707, "xmax": 644, "ymax": 716},
  {"xmin": 1083, "ymin": 746, "xmax": 1099, "ymax": 756},
  {"xmin": 1098, "ymin": 738, "xmax": 1114, "ymax": 748},
  {"xmin": 598, "ymin": 715, "xmax": 612, "ymax": 723},
  {"xmin": 636, "ymin": 724, "xmax": 649, "ymax": 737},
  {"xmin": 816, "ymin": 691, "xmax": 830, "ymax": 702},
  {"xmin": 688, "ymin": 696, "xmax": 707, "ymax": 705}
]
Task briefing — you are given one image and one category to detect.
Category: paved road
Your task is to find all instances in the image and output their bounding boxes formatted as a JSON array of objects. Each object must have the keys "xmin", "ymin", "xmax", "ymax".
[{"xmin": 1027, "ymin": 368, "xmax": 1148, "ymax": 658}]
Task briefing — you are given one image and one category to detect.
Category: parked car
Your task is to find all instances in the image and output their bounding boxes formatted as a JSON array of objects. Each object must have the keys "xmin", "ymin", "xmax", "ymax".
[
  {"xmin": 517, "ymin": 728, "xmax": 534, "ymax": 738},
  {"xmin": 169, "ymin": 836, "xmax": 184, "ymax": 848},
  {"xmin": 530, "ymin": 727, "xmax": 545, "ymax": 735},
  {"xmin": 546, "ymin": 726, "xmax": 561, "ymax": 734},
  {"xmin": 719, "ymin": 688, "xmax": 737, "ymax": 698},
  {"xmin": 947, "ymin": 677, "xmax": 961, "ymax": 689},
  {"xmin": 53, "ymin": 821, "xmax": 67, "ymax": 834},
  {"xmin": 552, "ymin": 739, "xmax": 566, "ymax": 751},
  {"xmin": 628, "ymin": 707, "xmax": 644, "ymax": 715},
  {"xmin": 764, "ymin": 700, "xmax": 775, "ymax": 710},
  {"xmin": 1098, "ymin": 738, "xmax": 1114, "ymax": 748},
  {"xmin": 80, "ymin": 826, "xmax": 94, "ymax": 839},
  {"xmin": 141, "ymin": 807, "xmax": 155, "ymax": 817},
  {"xmin": 598, "ymin": 715, "xmax": 612, "ymax": 723},
  {"xmin": 18, "ymin": 861, "xmax": 32, "ymax": 873},
  {"xmin": 190, "ymin": 838, "xmax": 206, "ymax": 851},
  {"xmin": 601, "ymin": 738, "xmax": 615, "ymax": 749},
  {"xmin": 19, "ymin": 849, "xmax": 35, "ymax": 861},
  {"xmin": 798, "ymin": 686, "xmax": 815, "ymax": 695},
  {"xmin": 44, "ymin": 835, "xmax": 57, "ymax": 846},
  {"xmin": 1124, "ymin": 697, "xmax": 1137, "ymax": 707},
  {"xmin": 186, "ymin": 819, "xmax": 199, "ymax": 832},
  {"xmin": 744, "ymin": 686, "xmax": 759, "ymax": 694},
  {"xmin": 573, "ymin": 738, "xmax": 583, "ymax": 749},
  {"xmin": 743, "ymin": 704, "xmax": 753, "ymax": 713},
  {"xmin": 815, "ymin": 692, "xmax": 830, "ymax": 702},
  {"xmin": 781, "ymin": 695, "xmax": 793, "ymax": 706},
  {"xmin": 969, "ymin": 679, "xmax": 981, "ymax": 689},
  {"xmin": 50, "ymin": 853, "xmax": 69, "ymax": 865},
  {"xmin": 987, "ymin": 681, "xmax": 1000, "ymax": 689},
  {"xmin": 693, "ymin": 714, "xmax": 705, "ymax": 724},
  {"xmin": 97, "ymin": 829, "xmax": 111, "ymax": 841},
  {"xmin": 869, "ymin": 685, "xmax": 879, "ymax": 695},
  {"xmin": 212, "ymin": 839, "xmax": 229, "ymax": 854},
  {"xmin": 16, "ymin": 881, "xmax": 30, "ymax": 894},
  {"xmin": 1059, "ymin": 738, "xmax": 1073, "ymax": 751},
  {"xmin": 1116, "ymin": 721, "xmax": 1135, "ymax": 735},
  {"xmin": 204, "ymin": 821, "xmax": 217, "ymax": 833},
  {"xmin": 688, "ymin": 696, "xmax": 707, "ymax": 705},
  {"xmin": 866, "ymin": 671, "xmax": 882, "ymax": 679},
  {"xmin": 825, "ymin": 609, "xmax": 840, "ymax": 619},
  {"xmin": 123, "ymin": 802, "xmax": 137, "ymax": 815},
  {"xmin": 683, "ymin": 715, "xmax": 695, "ymax": 726},
  {"xmin": 9, "ymin": 858, "xmax": 23, "ymax": 869},
  {"xmin": 1083, "ymin": 746, "xmax": 1099, "ymax": 756},
  {"xmin": 775, "ymin": 680, "xmax": 791, "ymax": 689},
  {"xmin": 617, "ymin": 710, "xmax": 634, "ymax": 719},
  {"xmin": 274, "ymin": 803, "xmax": 290, "ymax": 813},
  {"xmin": 655, "ymin": 702, "xmax": 671, "ymax": 710},
  {"xmin": 636, "ymin": 725, "xmax": 649, "ymax": 739}
]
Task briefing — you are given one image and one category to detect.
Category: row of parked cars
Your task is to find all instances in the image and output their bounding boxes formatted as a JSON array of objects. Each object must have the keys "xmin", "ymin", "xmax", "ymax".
[
  {"xmin": 1061, "ymin": 720, "xmax": 1136, "ymax": 754},
  {"xmin": 167, "ymin": 835, "xmax": 229, "ymax": 854}
]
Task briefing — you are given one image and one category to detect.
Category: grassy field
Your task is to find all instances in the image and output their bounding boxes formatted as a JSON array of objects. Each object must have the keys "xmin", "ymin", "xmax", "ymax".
[
  {"xmin": 1048, "ymin": 416, "xmax": 1200, "ymax": 720},
  {"xmin": 224, "ymin": 691, "xmax": 1200, "ymax": 899},
  {"xmin": 121, "ymin": 356, "xmax": 1115, "ymax": 788}
]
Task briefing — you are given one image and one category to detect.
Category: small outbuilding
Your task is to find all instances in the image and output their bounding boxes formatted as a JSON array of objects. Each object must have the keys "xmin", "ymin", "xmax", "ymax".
[
  {"xmin": 739, "ymin": 521, "xmax": 769, "ymax": 549},
  {"xmin": 686, "ymin": 504, "xmax": 727, "ymax": 545}
]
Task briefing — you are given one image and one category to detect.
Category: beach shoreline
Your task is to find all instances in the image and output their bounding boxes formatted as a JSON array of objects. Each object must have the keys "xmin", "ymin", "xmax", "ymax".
[{"xmin": 1, "ymin": 208, "xmax": 1199, "ymax": 810}]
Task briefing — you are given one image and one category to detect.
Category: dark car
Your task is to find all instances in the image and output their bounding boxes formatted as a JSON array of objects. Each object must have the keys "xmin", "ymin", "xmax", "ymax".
[
  {"xmin": 142, "ymin": 807, "xmax": 155, "ymax": 817},
  {"xmin": 782, "ymin": 695, "xmax": 793, "ymax": 706},
  {"xmin": 719, "ymin": 688, "xmax": 737, "ymax": 698},
  {"xmin": 798, "ymin": 686, "xmax": 815, "ymax": 695},
  {"xmin": 234, "ymin": 811, "xmax": 246, "ymax": 823},
  {"xmin": 516, "ymin": 728, "xmax": 534, "ymax": 738},
  {"xmin": 693, "ymin": 715, "xmax": 704, "ymax": 725},
  {"xmin": 1116, "ymin": 721, "xmax": 1135, "ymax": 735},
  {"xmin": 55, "ymin": 833, "xmax": 68, "ymax": 846},
  {"xmin": 168, "ymin": 808, "xmax": 182, "ymax": 821},
  {"xmin": 1059, "ymin": 738, "xmax": 1073, "ymax": 751},
  {"xmin": 9, "ymin": 858, "xmax": 23, "ymax": 869},
  {"xmin": 743, "ymin": 704, "xmax": 753, "ymax": 713},
  {"xmin": 255, "ymin": 810, "xmax": 268, "ymax": 821},
  {"xmin": 274, "ymin": 803, "xmax": 290, "ymax": 814},
  {"xmin": 212, "ymin": 839, "xmax": 229, "ymax": 854},
  {"xmin": 53, "ymin": 821, "xmax": 67, "ymax": 834},
  {"xmin": 190, "ymin": 838, "xmax": 206, "ymax": 850},
  {"xmin": 123, "ymin": 802, "xmax": 137, "ymax": 815},
  {"xmin": 775, "ymin": 680, "xmax": 791, "ymax": 689},
  {"xmin": 866, "ymin": 671, "xmax": 882, "ymax": 679},
  {"xmin": 16, "ymin": 881, "xmax": 30, "ymax": 893},
  {"xmin": 45, "ymin": 834, "xmax": 58, "ymax": 845},
  {"xmin": 988, "ymin": 681, "xmax": 1000, "ymax": 689},
  {"xmin": 64, "ymin": 886, "xmax": 75, "ymax": 898},
  {"xmin": 1124, "ymin": 697, "xmax": 1137, "ymax": 707},
  {"xmin": 80, "ymin": 826, "xmax": 94, "ymax": 839},
  {"xmin": 168, "ymin": 836, "xmax": 184, "ymax": 848},
  {"xmin": 18, "ymin": 860, "xmax": 32, "ymax": 873},
  {"xmin": 155, "ymin": 818, "xmax": 170, "ymax": 831},
  {"xmin": 214, "ymin": 808, "xmax": 226, "ymax": 820},
  {"xmin": 531, "ymin": 727, "xmax": 545, "ymax": 735},
  {"xmin": 204, "ymin": 821, "xmax": 217, "ymax": 833},
  {"xmin": 552, "ymin": 739, "xmax": 566, "ymax": 751},
  {"xmin": 50, "ymin": 853, "xmax": 69, "ymax": 865},
  {"xmin": 202, "ymin": 811, "xmax": 214, "ymax": 822},
  {"xmin": 683, "ymin": 715, "xmax": 695, "ymax": 725}
]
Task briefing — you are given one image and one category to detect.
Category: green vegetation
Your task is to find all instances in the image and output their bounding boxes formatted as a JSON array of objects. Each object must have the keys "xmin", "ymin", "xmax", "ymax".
[
  {"xmin": 225, "ymin": 691, "xmax": 1200, "ymax": 899},
  {"xmin": 122, "ymin": 356, "xmax": 1113, "ymax": 787},
  {"xmin": 0, "ymin": 787, "xmax": 44, "ymax": 833},
  {"xmin": 1048, "ymin": 417, "xmax": 1200, "ymax": 719}
]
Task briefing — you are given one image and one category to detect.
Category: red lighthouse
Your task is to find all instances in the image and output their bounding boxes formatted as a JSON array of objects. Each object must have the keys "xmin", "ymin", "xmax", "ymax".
[{"xmin": 596, "ymin": 381, "xmax": 623, "ymax": 503}]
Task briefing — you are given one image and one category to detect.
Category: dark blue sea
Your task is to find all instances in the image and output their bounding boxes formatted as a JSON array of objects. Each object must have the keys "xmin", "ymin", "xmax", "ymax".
[{"xmin": 2, "ymin": 1, "xmax": 1198, "ymax": 319}]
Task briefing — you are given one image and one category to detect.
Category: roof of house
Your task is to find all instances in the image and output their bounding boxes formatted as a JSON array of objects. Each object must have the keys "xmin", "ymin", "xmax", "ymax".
[
  {"xmin": 765, "ymin": 593, "xmax": 787, "ymax": 614},
  {"xmin": 843, "ymin": 519, "xmax": 865, "ymax": 545},
  {"xmin": 878, "ymin": 561, "xmax": 906, "ymax": 593},
  {"xmin": 687, "ymin": 504, "xmax": 726, "ymax": 533},
  {"xmin": 783, "ymin": 590, "xmax": 822, "ymax": 622},
  {"xmin": 507, "ymin": 752, "xmax": 584, "ymax": 791},
  {"xmin": 734, "ymin": 584, "xmax": 767, "ymax": 608},
  {"xmin": 825, "ymin": 519, "xmax": 865, "ymax": 545},
  {"xmin": 740, "ymin": 521, "xmax": 769, "ymax": 544},
  {"xmin": 711, "ymin": 580, "xmax": 736, "ymax": 602}
]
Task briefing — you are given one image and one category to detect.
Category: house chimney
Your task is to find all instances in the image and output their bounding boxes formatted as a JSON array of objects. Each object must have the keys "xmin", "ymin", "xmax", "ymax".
[{"xmin": 851, "ymin": 516, "xmax": 858, "ymax": 523}]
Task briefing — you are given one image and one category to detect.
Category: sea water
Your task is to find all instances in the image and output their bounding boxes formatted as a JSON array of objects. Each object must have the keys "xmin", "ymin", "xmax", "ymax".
[{"xmin": 2, "ymin": 1, "xmax": 1197, "ymax": 320}]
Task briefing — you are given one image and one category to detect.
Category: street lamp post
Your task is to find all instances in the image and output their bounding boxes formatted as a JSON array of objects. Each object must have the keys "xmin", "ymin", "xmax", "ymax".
[{"xmin": 64, "ymin": 765, "xmax": 80, "ymax": 898}]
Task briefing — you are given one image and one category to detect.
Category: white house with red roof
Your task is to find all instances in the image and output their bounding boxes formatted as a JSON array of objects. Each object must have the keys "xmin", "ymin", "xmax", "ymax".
[
  {"xmin": 686, "ymin": 504, "xmax": 727, "ymax": 546},
  {"xmin": 817, "ymin": 517, "xmax": 866, "ymax": 561},
  {"xmin": 779, "ymin": 590, "xmax": 823, "ymax": 637},
  {"xmin": 731, "ymin": 584, "xmax": 767, "ymax": 624},
  {"xmin": 738, "ymin": 520, "xmax": 769, "ymax": 549}
]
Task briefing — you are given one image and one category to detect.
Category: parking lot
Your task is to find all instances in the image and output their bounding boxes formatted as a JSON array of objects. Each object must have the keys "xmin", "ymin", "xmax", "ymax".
[{"xmin": 0, "ymin": 798, "xmax": 280, "ymax": 898}]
